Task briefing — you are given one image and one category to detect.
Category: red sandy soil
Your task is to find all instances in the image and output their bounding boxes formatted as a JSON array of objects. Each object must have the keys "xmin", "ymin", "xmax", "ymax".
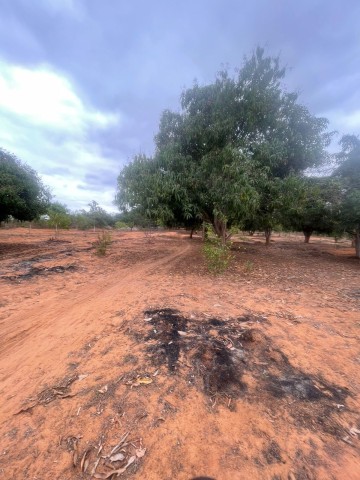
[{"xmin": 0, "ymin": 228, "xmax": 359, "ymax": 480}]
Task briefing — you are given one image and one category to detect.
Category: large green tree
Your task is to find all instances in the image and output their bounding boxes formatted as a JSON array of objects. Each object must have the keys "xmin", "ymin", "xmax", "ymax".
[
  {"xmin": 116, "ymin": 48, "xmax": 332, "ymax": 242},
  {"xmin": 0, "ymin": 149, "xmax": 50, "ymax": 223},
  {"xmin": 334, "ymin": 134, "xmax": 360, "ymax": 257}
]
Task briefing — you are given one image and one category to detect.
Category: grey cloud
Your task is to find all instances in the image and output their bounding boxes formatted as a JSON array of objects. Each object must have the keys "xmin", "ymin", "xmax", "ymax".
[
  {"xmin": 84, "ymin": 171, "xmax": 116, "ymax": 185},
  {"xmin": 1, "ymin": 0, "xmax": 359, "ymax": 211},
  {"xmin": 42, "ymin": 166, "xmax": 71, "ymax": 176}
]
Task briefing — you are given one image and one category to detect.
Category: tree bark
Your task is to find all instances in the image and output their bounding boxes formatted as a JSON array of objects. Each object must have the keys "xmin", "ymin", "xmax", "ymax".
[
  {"xmin": 213, "ymin": 217, "xmax": 227, "ymax": 245},
  {"xmin": 303, "ymin": 228, "xmax": 313, "ymax": 244},
  {"xmin": 264, "ymin": 228, "xmax": 272, "ymax": 245},
  {"xmin": 355, "ymin": 232, "xmax": 360, "ymax": 259},
  {"xmin": 304, "ymin": 234, "xmax": 311, "ymax": 243},
  {"xmin": 190, "ymin": 227, "xmax": 194, "ymax": 239}
]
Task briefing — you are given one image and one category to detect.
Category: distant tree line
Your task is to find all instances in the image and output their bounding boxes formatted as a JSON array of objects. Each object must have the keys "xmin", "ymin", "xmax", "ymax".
[{"xmin": 0, "ymin": 150, "xmax": 118, "ymax": 231}]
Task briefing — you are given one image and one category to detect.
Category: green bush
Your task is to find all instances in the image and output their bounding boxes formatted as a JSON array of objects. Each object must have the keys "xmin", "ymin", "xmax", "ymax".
[
  {"xmin": 115, "ymin": 221, "xmax": 128, "ymax": 229},
  {"xmin": 202, "ymin": 237, "xmax": 233, "ymax": 274}
]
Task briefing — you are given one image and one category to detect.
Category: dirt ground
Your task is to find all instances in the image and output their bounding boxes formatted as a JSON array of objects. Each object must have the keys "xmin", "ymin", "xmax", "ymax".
[{"xmin": 0, "ymin": 227, "xmax": 359, "ymax": 480}]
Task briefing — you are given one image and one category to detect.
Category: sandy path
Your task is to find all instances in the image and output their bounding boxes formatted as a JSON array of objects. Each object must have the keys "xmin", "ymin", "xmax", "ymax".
[
  {"xmin": 0, "ymin": 229, "xmax": 359, "ymax": 480},
  {"xmin": 0, "ymin": 237, "xmax": 190, "ymax": 418}
]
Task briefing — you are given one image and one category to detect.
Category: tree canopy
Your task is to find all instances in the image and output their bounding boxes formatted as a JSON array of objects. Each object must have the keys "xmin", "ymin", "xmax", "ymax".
[
  {"xmin": 281, "ymin": 177, "xmax": 341, "ymax": 243},
  {"xmin": 115, "ymin": 48, "xmax": 332, "ymax": 242},
  {"xmin": 333, "ymin": 134, "xmax": 360, "ymax": 257},
  {"xmin": 0, "ymin": 149, "xmax": 50, "ymax": 223}
]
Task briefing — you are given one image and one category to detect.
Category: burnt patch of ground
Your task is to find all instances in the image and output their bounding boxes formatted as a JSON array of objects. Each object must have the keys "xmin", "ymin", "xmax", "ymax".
[
  {"xmin": 0, "ymin": 242, "xmax": 45, "ymax": 258},
  {"xmin": 262, "ymin": 440, "xmax": 283, "ymax": 464},
  {"xmin": 140, "ymin": 310, "xmax": 350, "ymax": 437},
  {"xmin": 45, "ymin": 238, "xmax": 71, "ymax": 243},
  {"xmin": 144, "ymin": 308, "xmax": 187, "ymax": 372},
  {"xmin": 2, "ymin": 264, "xmax": 77, "ymax": 281}
]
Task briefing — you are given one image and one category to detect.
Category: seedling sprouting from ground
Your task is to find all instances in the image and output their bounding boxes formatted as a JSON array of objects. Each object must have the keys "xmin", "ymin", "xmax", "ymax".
[{"xmin": 243, "ymin": 260, "xmax": 254, "ymax": 274}]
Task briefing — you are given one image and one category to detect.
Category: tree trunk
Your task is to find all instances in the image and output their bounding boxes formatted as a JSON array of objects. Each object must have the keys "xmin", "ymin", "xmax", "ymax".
[
  {"xmin": 304, "ymin": 232, "xmax": 312, "ymax": 243},
  {"xmin": 202, "ymin": 223, "xmax": 206, "ymax": 241},
  {"xmin": 213, "ymin": 217, "xmax": 227, "ymax": 245},
  {"xmin": 303, "ymin": 228, "xmax": 313, "ymax": 244},
  {"xmin": 264, "ymin": 228, "xmax": 272, "ymax": 245},
  {"xmin": 355, "ymin": 232, "xmax": 360, "ymax": 259},
  {"xmin": 189, "ymin": 227, "xmax": 195, "ymax": 239}
]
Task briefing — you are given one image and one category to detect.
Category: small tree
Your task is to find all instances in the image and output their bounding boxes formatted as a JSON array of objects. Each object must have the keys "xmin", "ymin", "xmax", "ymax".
[
  {"xmin": 47, "ymin": 202, "xmax": 71, "ymax": 234},
  {"xmin": 88, "ymin": 200, "xmax": 114, "ymax": 230},
  {"xmin": 281, "ymin": 177, "xmax": 341, "ymax": 243}
]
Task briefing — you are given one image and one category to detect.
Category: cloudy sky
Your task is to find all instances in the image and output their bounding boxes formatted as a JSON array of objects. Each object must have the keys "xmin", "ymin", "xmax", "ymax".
[{"xmin": 0, "ymin": 0, "xmax": 359, "ymax": 212}]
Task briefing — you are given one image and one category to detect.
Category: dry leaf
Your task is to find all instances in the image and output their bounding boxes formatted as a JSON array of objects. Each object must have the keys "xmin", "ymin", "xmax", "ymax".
[
  {"xmin": 110, "ymin": 432, "xmax": 130, "ymax": 455},
  {"xmin": 349, "ymin": 427, "xmax": 360, "ymax": 437},
  {"xmin": 72, "ymin": 438, "xmax": 79, "ymax": 467},
  {"xmin": 114, "ymin": 456, "xmax": 135, "ymax": 476},
  {"xmin": 91, "ymin": 458, "xmax": 100, "ymax": 475},
  {"xmin": 80, "ymin": 449, "xmax": 90, "ymax": 472},
  {"xmin": 14, "ymin": 402, "xmax": 37, "ymax": 415},
  {"xmin": 94, "ymin": 457, "xmax": 135, "ymax": 479},
  {"xmin": 72, "ymin": 450, "xmax": 78, "ymax": 468},
  {"xmin": 132, "ymin": 377, "xmax": 153, "ymax": 387},
  {"xmin": 135, "ymin": 447, "xmax": 146, "ymax": 458},
  {"xmin": 52, "ymin": 389, "xmax": 66, "ymax": 396},
  {"xmin": 288, "ymin": 473, "xmax": 296, "ymax": 480},
  {"xmin": 98, "ymin": 385, "xmax": 108, "ymax": 394},
  {"xmin": 94, "ymin": 473, "xmax": 112, "ymax": 479},
  {"xmin": 84, "ymin": 458, "xmax": 90, "ymax": 473},
  {"xmin": 342, "ymin": 435, "xmax": 354, "ymax": 446},
  {"xmin": 109, "ymin": 453, "xmax": 125, "ymax": 462},
  {"xmin": 177, "ymin": 331, "xmax": 187, "ymax": 336},
  {"xmin": 78, "ymin": 374, "xmax": 89, "ymax": 381}
]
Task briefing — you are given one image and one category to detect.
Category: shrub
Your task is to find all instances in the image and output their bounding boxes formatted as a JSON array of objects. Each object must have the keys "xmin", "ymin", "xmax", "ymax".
[
  {"xmin": 115, "ymin": 221, "xmax": 128, "ymax": 229},
  {"xmin": 202, "ymin": 234, "xmax": 233, "ymax": 274},
  {"xmin": 243, "ymin": 260, "xmax": 254, "ymax": 274},
  {"xmin": 95, "ymin": 231, "xmax": 112, "ymax": 256}
]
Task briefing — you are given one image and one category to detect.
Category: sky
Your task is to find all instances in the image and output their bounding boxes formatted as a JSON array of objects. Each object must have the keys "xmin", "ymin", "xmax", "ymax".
[{"xmin": 0, "ymin": 0, "xmax": 359, "ymax": 212}]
